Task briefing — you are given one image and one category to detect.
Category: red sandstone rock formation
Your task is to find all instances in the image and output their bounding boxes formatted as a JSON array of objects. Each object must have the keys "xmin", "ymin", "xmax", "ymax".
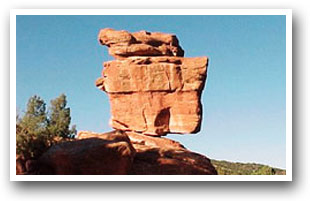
[
  {"xmin": 18, "ymin": 131, "xmax": 217, "ymax": 175},
  {"xmin": 15, "ymin": 29, "xmax": 215, "ymax": 176},
  {"xmin": 32, "ymin": 131, "xmax": 135, "ymax": 175},
  {"xmin": 98, "ymin": 29, "xmax": 184, "ymax": 58},
  {"xmin": 126, "ymin": 132, "xmax": 217, "ymax": 175},
  {"xmin": 77, "ymin": 131, "xmax": 216, "ymax": 175},
  {"xmin": 96, "ymin": 28, "xmax": 208, "ymax": 136}
]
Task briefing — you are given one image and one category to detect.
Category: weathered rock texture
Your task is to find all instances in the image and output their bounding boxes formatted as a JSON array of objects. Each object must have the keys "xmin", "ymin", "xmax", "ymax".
[
  {"xmin": 27, "ymin": 131, "xmax": 135, "ymax": 175},
  {"xmin": 97, "ymin": 28, "xmax": 209, "ymax": 136},
  {"xmin": 126, "ymin": 132, "xmax": 217, "ymax": 175},
  {"xmin": 98, "ymin": 29, "xmax": 184, "ymax": 58},
  {"xmin": 17, "ymin": 131, "xmax": 217, "ymax": 175}
]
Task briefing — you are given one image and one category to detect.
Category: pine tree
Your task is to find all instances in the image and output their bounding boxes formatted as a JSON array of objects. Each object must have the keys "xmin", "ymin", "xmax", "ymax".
[
  {"xmin": 48, "ymin": 94, "xmax": 72, "ymax": 138},
  {"xmin": 17, "ymin": 95, "xmax": 49, "ymax": 158},
  {"xmin": 16, "ymin": 94, "xmax": 77, "ymax": 159},
  {"xmin": 19, "ymin": 95, "xmax": 48, "ymax": 136}
]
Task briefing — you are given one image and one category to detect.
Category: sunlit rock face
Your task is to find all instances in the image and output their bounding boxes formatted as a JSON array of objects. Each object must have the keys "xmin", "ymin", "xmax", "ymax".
[
  {"xmin": 96, "ymin": 28, "xmax": 209, "ymax": 136},
  {"xmin": 98, "ymin": 28, "xmax": 184, "ymax": 58}
]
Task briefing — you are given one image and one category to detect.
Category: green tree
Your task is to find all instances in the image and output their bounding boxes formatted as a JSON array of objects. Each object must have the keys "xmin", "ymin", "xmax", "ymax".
[
  {"xmin": 47, "ymin": 94, "xmax": 77, "ymax": 138},
  {"xmin": 48, "ymin": 94, "xmax": 71, "ymax": 138},
  {"xmin": 16, "ymin": 94, "xmax": 77, "ymax": 160},
  {"xmin": 19, "ymin": 95, "xmax": 48, "ymax": 136},
  {"xmin": 16, "ymin": 95, "xmax": 50, "ymax": 159}
]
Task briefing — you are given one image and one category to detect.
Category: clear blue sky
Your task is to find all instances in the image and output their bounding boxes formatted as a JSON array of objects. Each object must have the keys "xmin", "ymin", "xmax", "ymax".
[{"xmin": 16, "ymin": 15, "xmax": 286, "ymax": 169}]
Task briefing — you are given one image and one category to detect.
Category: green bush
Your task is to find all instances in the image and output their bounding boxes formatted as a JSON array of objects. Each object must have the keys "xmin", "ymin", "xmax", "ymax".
[
  {"xmin": 16, "ymin": 94, "xmax": 76, "ymax": 160},
  {"xmin": 211, "ymin": 160, "xmax": 285, "ymax": 175}
]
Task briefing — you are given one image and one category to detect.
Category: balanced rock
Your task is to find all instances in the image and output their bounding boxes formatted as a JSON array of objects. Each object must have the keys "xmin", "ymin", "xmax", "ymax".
[{"xmin": 97, "ymin": 28, "xmax": 209, "ymax": 136}]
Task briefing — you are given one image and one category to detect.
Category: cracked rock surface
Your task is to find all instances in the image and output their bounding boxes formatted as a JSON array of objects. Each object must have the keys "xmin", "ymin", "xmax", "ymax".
[{"xmin": 96, "ymin": 28, "xmax": 209, "ymax": 136}]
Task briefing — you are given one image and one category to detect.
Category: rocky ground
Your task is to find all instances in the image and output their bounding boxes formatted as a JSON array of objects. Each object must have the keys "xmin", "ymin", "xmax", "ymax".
[{"xmin": 16, "ymin": 130, "xmax": 217, "ymax": 175}]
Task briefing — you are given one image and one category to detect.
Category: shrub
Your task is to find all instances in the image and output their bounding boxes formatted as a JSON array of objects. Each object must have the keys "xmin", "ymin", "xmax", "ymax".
[{"xmin": 16, "ymin": 94, "xmax": 76, "ymax": 160}]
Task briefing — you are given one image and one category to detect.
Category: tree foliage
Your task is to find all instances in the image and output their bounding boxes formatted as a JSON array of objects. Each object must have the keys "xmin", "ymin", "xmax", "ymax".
[
  {"xmin": 48, "ymin": 94, "xmax": 75, "ymax": 138},
  {"xmin": 16, "ymin": 94, "xmax": 77, "ymax": 159},
  {"xmin": 18, "ymin": 95, "xmax": 47, "ymax": 136}
]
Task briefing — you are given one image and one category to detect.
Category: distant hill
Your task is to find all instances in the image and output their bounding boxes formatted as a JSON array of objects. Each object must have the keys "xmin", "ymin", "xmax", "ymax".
[{"xmin": 211, "ymin": 160, "xmax": 286, "ymax": 175}]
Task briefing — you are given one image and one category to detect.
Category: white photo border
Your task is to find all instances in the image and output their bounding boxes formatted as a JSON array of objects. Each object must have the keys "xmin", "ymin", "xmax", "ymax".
[{"xmin": 10, "ymin": 9, "xmax": 292, "ymax": 181}]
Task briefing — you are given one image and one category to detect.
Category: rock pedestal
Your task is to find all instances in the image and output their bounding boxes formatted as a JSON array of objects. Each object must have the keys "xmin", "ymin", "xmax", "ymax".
[
  {"xmin": 96, "ymin": 28, "xmax": 209, "ymax": 136},
  {"xmin": 18, "ymin": 131, "xmax": 217, "ymax": 175},
  {"xmin": 126, "ymin": 131, "xmax": 217, "ymax": 175}
]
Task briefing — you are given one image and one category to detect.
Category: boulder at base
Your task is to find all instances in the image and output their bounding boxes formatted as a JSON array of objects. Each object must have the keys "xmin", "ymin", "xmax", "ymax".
[
  {"xmin": 18, "ymin": 130, "xmax": 217, "ymax": 175},
  {"xmin": 126, "ymin": 132, "xmax": 217, "ymax": 175},
  {"xmin": 33, "ymin": 130, "xmax": 135, "ymax": 175}
]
